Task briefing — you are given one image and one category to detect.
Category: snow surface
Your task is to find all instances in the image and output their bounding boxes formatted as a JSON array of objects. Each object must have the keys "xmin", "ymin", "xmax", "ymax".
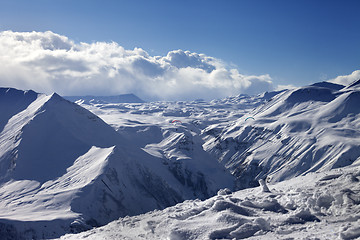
[{"xmin": 60, "ymin": 164, "xmax": 360, "ymax": 240}]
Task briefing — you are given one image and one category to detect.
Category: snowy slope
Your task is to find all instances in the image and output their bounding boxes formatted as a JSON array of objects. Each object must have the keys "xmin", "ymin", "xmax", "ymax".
[
  {"xmin": 0, "ymin": 92, "xmax": 120, "ymax": 183},
  {"xmin": 0, "ymin": 88, "xmax": 234, "ymax": 239},
  {"xmin": 59, "ymin": 164, "xmax": 360, "ymax": 240},
  {"xmin": 0, "ymin": 146, "xmax": 114, "ymax": 220},
  {"xmin": 202, "ymin": 84, "xmax": 360, "ymax": 188}
]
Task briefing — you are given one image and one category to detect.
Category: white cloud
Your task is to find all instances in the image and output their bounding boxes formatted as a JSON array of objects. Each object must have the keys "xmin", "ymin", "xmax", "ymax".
[
  {"xmin": 275, "ymin": 84, "xmax": 297, "ymax": 91},
  {"xmin": 0, "ymin": 30, "xmax": 274, "ymax": 101},
  {"xmin": 329, "ymin": 70, "xmax": 360, "ymax": 86}
]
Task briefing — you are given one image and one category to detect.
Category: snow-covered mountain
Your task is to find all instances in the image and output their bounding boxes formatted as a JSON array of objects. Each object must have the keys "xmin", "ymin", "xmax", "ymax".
[
  {"xmin": 0, "ymin": 88, "xmax": 233, "ymax": 239},
  {"xmin": 1, "ymin": 79, "xmax": 359, "ymax": 239},
  {"xmin": 203, "ymin": 82, "xmax": 360, "ymax": 188},
  {"xmin": 75, "ymin": 81, "xmax": 359, "ymax": 190},
  {"xmin": 57, "ymin": 81, "xmax": 360, "ymax": 240}
]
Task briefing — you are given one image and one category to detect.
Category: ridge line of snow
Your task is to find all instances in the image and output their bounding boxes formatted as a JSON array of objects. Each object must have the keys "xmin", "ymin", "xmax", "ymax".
[{"xmin": 0, "ymin": 94, "xmax": 52, "ymax": 179}]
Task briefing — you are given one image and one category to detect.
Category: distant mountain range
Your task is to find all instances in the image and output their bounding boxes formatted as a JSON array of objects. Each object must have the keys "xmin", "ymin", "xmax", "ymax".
[{"xmin": 64, "ymin": 93, "xmax": 145, "ymax": 104}]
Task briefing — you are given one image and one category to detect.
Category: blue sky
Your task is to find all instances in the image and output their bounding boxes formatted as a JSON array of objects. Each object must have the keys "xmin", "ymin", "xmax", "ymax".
[{"xmin": 0, "ymin": 0, "xmax": 359, "ymax": 100}]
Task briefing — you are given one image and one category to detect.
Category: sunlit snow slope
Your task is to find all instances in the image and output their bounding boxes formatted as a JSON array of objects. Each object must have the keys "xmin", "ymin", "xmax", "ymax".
[{"xmin": 203, "ymin": 82, "xmax": 360, "ymax": 188}]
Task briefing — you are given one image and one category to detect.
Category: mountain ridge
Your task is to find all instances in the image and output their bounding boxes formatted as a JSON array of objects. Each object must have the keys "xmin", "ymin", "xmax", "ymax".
[{"xmin": 202, "ymin": 83, "xmax": 360, "ymax": 187}]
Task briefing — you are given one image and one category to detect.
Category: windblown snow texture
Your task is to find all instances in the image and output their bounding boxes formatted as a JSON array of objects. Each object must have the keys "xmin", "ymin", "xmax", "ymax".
[{"xmin": 60, "ymin": 165, "xmax": 360, "ymax": 240}]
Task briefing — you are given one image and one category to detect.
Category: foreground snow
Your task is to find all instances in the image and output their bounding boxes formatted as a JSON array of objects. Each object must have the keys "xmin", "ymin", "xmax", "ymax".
[{"xmin": 60, "ymin": 164, "xmax": 360, "ymax": 240}]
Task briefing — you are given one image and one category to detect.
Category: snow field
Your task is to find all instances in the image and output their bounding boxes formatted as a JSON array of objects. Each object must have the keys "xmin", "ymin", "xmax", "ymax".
[{"xmin": 60, "ymin": 165, "xmax": 360, "ymax": 239}]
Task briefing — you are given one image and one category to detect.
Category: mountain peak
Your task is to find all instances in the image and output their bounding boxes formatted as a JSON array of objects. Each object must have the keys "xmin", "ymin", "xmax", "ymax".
[
  {"xmin": 48, "ymin": 92, "xmax": 65, "ymax": 102},
  {"xmin": 310, "ymin": 81, "xmax": 344, "ymax": 90}
]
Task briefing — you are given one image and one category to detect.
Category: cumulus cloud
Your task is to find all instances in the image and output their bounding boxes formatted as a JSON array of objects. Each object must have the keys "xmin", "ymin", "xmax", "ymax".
[
  {"xmin": 329, "ymin": 70, "xmax": 360, "ymax": 86},
  {"xmin": 0, "ymin": 30, "xmax": 274, "ymax": 100}
]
